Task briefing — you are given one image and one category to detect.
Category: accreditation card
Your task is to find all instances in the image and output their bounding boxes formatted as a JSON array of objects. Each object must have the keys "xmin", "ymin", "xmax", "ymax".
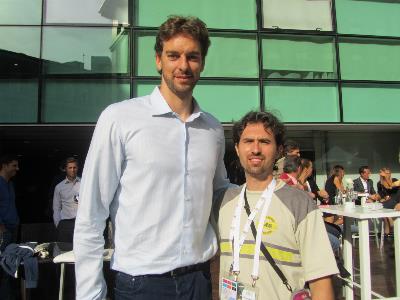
[{"xmin": 220, "ymin": 273, "xmax": 259, "ymax": 300}]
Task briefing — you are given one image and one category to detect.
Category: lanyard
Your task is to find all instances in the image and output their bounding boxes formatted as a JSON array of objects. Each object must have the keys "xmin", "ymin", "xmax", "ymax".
[{"xmin": 229, "ymin": 179, "xmax": 276, "ymax": 285}]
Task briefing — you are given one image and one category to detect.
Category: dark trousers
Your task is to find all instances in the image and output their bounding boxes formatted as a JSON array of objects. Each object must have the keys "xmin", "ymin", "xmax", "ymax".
[
  {"xmin": 57, "ymin": 218, "xmax": 75, "ymax": 243},
  {"xmin": 114, "ymin": 270, "xmax": 212, "ymax": 300}
]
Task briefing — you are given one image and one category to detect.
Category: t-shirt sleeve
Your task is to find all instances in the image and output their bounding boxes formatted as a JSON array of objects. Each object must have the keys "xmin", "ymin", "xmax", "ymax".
[{"xmin": 296, "ymin": 207, "xmax": 339, "ymax": 281}]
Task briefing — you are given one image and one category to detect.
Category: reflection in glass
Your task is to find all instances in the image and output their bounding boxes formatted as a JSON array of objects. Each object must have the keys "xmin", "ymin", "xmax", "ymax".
[
  {"xmin": 263, "ymin": 0, "xmax": 332, "ymax": 31},
  {"xmin": 0, "ymin": 27, "xmax": 41, "ymax": 75},
  {"xmin": 262, "ymin": 35, "xmax": 337, "ymax": 80},
  {"xmin": 0, "ymin": 79, "xmax": 38, "ymax": 123},
  {"xmin": 135, "ymin": 0, "xmax": 256, "ymax": 29},
  {"xmin": 42, "ymin": 27, "xmax": 129, "ymax": 74},
  {"xmin": 339, "ymin": 38, "xmax": 400, "ymax": 81},
  {"xmin": 0, "ymin": 0, "xmax": 42, "ymax": 25},
  {"xmin": 135, "ymin": 32, "xmax": 158, "ymax": 76},
  {"xmin": 264, "ymin": 82, "xmax": 339, "ymax": 122},
  {"xmin": 42, "ymin": 79, "xmax": 130, "ymax": 123},
  {"xmin": 44, "ymin": 0, "xmax": 128, "ymax": 24}
]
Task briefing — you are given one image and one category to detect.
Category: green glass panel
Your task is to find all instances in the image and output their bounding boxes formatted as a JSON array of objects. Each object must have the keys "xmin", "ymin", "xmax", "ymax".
[
  {"xmin": 340, "ymin": 38, "xmax": 400, "ymax": 81},
  {"xmin": 135, "ymin": 32, "xmax": 158, "ymax": 76},
  {"xmin": 42, "ymin": 79, "xmax": 130, "ymax": 123},
  {"xmin": 0, "ymin": 27, "xmax": 41, "ymax": 75},
  {"xmin": 0, "ymin": 0, "xmax": 42, "ymax": 25},
  {"xmin": 133, "ymin": 81, "xmax": 158, "ymax": 97},
  {"xmin": 135, "ymin": 0, "xmax": 256, "ymax": 29},
  {"xmin": 264, "ymin": 82, "xmax": 339, "ymax": 122},
  {"xmin": 202, "ymin": 34, "xmax": 258, "ymax": 78},
  {"xmin": 342, "ymin": 84, "xmax": 400, "ymax": 123},
  {"xmin": 194, "ymin": 82, "xmax": 260, "ymax": 122},
  {"xmin": 0, "ymin": 79, "xmax": 38, "ymax": 123},
  {"xmin": 44, "ymin": 0, "xmax": 128, "ymax": 24},
  {"xmin": 133, "ymin": 81, "xmax": 260, "ymax": 122},
  {"xmin": 42, "ymin": 27, "xmax": 129, "ymax": 74},
  {"xmin": 262, "ymin": 35, "xmax": 336, "ymax": 79},
  {"xmin": 336, "ymin": 0, "xmax": 400, "ymax": 37},
  {"xmin": 262, "ymin": 0, "xmax": 332, "ymax": 31},
  {"xmin": 136, "ymin": 32, "xmax": 258, "ymax": 78}
]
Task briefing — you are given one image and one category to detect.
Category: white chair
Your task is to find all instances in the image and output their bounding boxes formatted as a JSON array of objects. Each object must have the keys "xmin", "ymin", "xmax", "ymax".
[{"xmin": 351, "ymin": 218, "xmax": 384, "ymax": 249}]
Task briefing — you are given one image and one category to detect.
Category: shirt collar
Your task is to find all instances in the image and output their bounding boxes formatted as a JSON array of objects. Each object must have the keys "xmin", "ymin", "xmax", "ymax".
[
  {"xmin": 65, "ymin": 177, "xmax": 80, "ymax": 184},
  {"xmin": 150, "ymin": 87, "xmax": 203, "ymax": 121}
]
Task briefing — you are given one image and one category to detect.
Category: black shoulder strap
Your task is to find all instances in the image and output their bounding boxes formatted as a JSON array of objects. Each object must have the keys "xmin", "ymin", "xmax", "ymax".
[{"xmin": 243, "ymin": 189, "xmax": 293, "ymax": 293}]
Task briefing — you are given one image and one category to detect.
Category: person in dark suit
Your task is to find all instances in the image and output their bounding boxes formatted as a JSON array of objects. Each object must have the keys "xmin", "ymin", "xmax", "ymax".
[{"xmin": 353, "ymin": 166, "xmax": 380, "ymax": 202}]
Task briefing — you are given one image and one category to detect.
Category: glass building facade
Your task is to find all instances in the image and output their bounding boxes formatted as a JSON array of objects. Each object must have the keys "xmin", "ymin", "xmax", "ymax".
[{"xmin": 1, "ymin": 0, "xmax": 399, "ymax": 192}]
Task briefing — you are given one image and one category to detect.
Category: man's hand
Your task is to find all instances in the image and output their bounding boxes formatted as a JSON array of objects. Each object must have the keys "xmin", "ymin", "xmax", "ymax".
[
  {"xmin": 309, "ymin": 276, "xmax": 334, "ymax": 300},
  {"xmin": 395, "ymin": 203, "xmax": 400, "ymax": 211}
]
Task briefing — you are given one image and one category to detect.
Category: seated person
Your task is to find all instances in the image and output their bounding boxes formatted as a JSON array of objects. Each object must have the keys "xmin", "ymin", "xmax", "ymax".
[
  {"xmin": 274, "ymin": 139, "xmax": 300, "ymax": 178},
  {"xmin": 353, "ymin": 166, "xmax": 380, "ymax": 203},
  {"xmin": 325, "ymin": 165, "xmax": 345, "ymax": 205},
  {"xmin": 378, "ymin": 167, "xmax": 400, "ymax": 208},
  {"xmin": 279, "ymin": 156, "xmax": 304, "ymax": 190},
  {"xmin": 378, "ymin": 168, "xmax": 400, "ymax": 235},
  {"xmin": 298, "ymin": 158, "xmax": 329, "ymax": 204}
]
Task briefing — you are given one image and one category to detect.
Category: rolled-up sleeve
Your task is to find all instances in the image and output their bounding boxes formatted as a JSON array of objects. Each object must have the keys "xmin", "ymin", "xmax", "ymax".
[{"xmin": 74, "ymin": 107, "xmax": 124, "ymax": 300}]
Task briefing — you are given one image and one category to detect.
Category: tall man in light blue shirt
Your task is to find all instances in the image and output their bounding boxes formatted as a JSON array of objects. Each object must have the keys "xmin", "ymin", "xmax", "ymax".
[{"xmin": 74, "ymin": 16, "xmax": 229, "ymax": 300}]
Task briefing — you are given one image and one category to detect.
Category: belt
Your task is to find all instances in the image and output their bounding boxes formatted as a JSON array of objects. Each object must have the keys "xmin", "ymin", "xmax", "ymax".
[{"xmin": 126, "ymin": 261, "xmax": 210, "ymax": 278}]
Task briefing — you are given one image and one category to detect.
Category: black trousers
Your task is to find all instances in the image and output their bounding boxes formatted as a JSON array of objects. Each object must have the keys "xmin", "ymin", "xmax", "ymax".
[
  {"xmin": 57, "ymin": 218, "xmax": 75, "ymax": 243},
  {"xmin": 114, "ymin": 270, "xmax": 212, "ymax": 300}
]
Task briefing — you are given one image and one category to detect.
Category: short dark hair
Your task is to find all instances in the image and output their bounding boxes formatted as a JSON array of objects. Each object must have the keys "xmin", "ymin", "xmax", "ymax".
[
  {"xmin": 64, "ymin": 157, "xmax": 79, "ymax": 169},
  {"xmin": 284, "ymin": 139, "xmax": 300, "ymax": 155},
  {"xmin": 283, "ymin": 156, "xmax": 302, "ymax": 173},
  {"xmin": 155, "ymin": 16, "xmax": 211, "ymax": 60},
  {"xmin": 0, "ymin": 154, "xmax": 18, "ymax": 169},
  {"xmin": 232, "ymin": 111, "xmax": 285, "ymax": 148},
  {"xmin": 359, "ymin": 165, "xmax": 370, "ymax": 175}
]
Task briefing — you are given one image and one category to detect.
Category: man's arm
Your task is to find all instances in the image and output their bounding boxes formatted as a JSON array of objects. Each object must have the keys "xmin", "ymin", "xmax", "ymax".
[
  {"xmin": 309, "ymin": 276, "xmax": 334, "ymax": 300},
  {"xmin": 74, "ymin": 107, "xmax": 124, "ymax": 300},
  {"xmin": 52, "ymin": 186, "xmax": 61, "ymax": 227},
  {"xmin": 212, "ymin": 134, "xmax": 230, "ymax": 203}
]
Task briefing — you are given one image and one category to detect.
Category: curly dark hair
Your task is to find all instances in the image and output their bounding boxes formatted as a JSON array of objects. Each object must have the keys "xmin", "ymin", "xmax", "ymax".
[
  {"xmin": 155, "ymin": 15, "xmax": 211, "ymax": 60},
  {"xmin": 232, "ymin": 111, "xmax": 286, "ymax": 147}
]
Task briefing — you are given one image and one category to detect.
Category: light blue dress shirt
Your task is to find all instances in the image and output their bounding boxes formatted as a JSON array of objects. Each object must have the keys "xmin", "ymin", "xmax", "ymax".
[
  {"xmin": 52, "ymin": 177, "xmax": 80, "ymax": 226},
  {"xmin": 74, "ymin": 87, "xmax": 229, "ymax": 300}
]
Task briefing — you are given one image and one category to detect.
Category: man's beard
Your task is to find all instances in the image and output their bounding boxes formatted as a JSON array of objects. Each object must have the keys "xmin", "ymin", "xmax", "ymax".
[{"xmin": 162, "ymin": 71, "xmax": 198, "ymax": 98}]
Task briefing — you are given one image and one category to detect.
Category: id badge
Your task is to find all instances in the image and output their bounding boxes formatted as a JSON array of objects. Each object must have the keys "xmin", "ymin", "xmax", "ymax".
[{"xmin": 220, "ymin": 273, "xmax": 259, "ymax": 300}]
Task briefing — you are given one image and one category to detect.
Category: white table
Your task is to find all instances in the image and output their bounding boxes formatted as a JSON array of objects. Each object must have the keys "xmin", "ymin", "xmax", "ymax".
[
  {"xmin": 320, "ymin": 205, "xmax": 400, "ymax": 300},
  {"xmin": 53, "ymin": 248, "xmax": 114, "ymax": 300}
]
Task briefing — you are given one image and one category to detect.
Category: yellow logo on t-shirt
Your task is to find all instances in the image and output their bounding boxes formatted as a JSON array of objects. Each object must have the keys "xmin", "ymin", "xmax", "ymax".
[{"xmin": 263, "ymin": 216, "xmax": 278, "ymax": 235}]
